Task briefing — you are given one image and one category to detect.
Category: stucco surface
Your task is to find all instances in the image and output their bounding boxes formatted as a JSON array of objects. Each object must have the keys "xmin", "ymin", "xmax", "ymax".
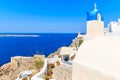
[{"xmin": 72, "ymin": 35, "xmax": 120, "ymax": 80}]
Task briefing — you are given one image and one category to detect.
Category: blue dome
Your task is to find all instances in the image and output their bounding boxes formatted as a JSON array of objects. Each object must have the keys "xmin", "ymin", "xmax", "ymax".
[{"xmin": 87, "ymin": 5, "xmax": 104, "ymax": 21}]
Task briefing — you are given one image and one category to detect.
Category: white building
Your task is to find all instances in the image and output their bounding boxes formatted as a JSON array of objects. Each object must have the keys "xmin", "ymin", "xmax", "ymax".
[
  {"xmin": 108, "ymin": 19, "xmax": 120, "ymax": 33},
  {"xmin": 72, "ymin": 4, "xmax": 120, "ymax": 80},
  {"xmin": 59, "ymin": 47, "xmax": 76, "ymax": 61},
  {"xmin": 86, "ymin": 3, "xmax": 104, "ymax": 37}
]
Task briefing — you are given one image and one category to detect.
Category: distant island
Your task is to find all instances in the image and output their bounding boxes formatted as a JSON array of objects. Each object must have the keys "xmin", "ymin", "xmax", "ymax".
[{"xmin": 0, "ymin": 34, "xmax": 40, "ymax": 37}]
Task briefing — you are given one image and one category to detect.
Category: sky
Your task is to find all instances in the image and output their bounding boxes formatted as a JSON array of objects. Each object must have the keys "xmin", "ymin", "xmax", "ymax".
[{"xmin": 0, "ymin": 0, "xmax": 120, "ymax": 33}]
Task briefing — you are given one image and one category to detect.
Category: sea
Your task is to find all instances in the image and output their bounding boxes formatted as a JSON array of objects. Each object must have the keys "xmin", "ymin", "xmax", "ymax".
[{"xmin": 0, "ymin": 33, "xmax": 77, "ymax": 66}]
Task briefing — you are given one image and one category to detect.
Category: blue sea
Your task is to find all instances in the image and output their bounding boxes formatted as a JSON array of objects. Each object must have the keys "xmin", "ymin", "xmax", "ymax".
[{"xmin": 0, "ymin": 33, "xmax": 77, "ymax": 66}]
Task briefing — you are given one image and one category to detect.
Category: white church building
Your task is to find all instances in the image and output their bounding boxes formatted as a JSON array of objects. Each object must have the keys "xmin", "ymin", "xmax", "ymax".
[
  {"xmin": 86, "ymin": 3, "xmax": 104, "ymax": 37},
  {"xmin": 72, "ymin": 4, "xmax": 120, "ymax": 80}
]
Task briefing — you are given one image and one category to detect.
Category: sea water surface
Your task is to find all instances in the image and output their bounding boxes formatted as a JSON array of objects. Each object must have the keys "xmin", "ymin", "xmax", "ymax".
[{"xmin": 0, "ymin": 33, "xmax": 77, "ymax": 66}]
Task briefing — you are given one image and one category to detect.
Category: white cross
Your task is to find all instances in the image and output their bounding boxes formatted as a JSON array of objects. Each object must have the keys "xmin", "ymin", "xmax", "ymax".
[{"xmin": 94, "ymin": 3, "xmax": 97, "ymax": 9}]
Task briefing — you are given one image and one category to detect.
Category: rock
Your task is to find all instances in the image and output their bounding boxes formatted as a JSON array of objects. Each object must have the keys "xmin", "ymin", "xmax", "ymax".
[
  {"xmin": 34, "ymin": 54, "xmax": 45, "ymax": 62},
  {"xmin": 0, "ymin": 55, "xmax": 45, "ymax": 80},
  {"xmin": 47, "ymin": 48, "xmax": 61, "ymax": 58}
]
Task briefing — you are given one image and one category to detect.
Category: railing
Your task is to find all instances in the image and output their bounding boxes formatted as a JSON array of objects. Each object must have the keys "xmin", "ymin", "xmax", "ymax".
[{"xmin": 31, "ymin": 59, "xmax": 48, "ymax": 80}]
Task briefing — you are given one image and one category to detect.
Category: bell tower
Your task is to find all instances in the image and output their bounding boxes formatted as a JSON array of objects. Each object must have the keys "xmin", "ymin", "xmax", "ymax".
[{"xmin": 86, "ymin": 3, "xmax": 104, "ymax": 37}]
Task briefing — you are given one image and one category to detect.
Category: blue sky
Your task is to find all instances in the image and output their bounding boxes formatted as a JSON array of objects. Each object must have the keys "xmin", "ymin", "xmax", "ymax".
[{"xmin": 0, "ymin": 0, "xmax": 120, "ymax": 33}]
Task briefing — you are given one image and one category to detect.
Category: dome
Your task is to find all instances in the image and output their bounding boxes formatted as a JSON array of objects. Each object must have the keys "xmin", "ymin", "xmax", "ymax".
[{"xmin": 87, "ymin": 4, "xmax": 103, "ymax": 21}]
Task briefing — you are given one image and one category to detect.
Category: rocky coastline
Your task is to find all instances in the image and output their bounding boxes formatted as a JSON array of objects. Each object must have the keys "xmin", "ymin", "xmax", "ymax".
[
  {"xmin": 0, "ymin": 35, "xmax": 81, "ymax": 80},
  {"xmin": 0, "ymin": 55, "xmax": 45, "ymax": 80}
]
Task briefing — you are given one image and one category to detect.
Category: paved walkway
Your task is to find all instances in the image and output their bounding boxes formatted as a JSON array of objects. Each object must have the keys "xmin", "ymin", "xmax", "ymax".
[{"xmin": 52, "ymin": 65, "xmax": 72, "ymax": 80}]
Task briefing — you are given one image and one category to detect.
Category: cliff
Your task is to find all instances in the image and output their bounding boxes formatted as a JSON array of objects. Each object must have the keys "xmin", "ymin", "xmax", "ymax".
[
  {"xmin": 47, "ymin": 47, "xmax": 61, "ymax": 58},
  {"xmin": 0, "ymin": 55, "xmax": 45, "ymax": 80}
]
